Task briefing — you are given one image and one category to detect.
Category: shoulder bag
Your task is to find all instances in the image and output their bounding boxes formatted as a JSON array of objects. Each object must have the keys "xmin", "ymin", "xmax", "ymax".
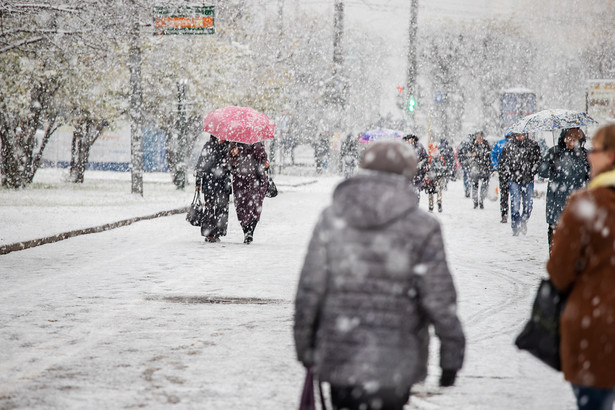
[{"xmin": 514, "ymin": 278, "xmax": 567, "ymax": 371}]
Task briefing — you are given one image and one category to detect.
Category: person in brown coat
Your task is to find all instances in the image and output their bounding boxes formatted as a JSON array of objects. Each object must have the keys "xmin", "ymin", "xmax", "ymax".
[
  {"xmin": 229, "ymin": 142, "xmax": 270, "ymax": 244},
  {"xmin": 547, "ymin": 124, "xmax": 615, "ymax": 410}
]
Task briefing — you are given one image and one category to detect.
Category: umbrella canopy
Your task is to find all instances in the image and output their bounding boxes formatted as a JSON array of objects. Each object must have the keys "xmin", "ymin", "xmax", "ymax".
[
  {"xmin": 359, "ymin": 128, "xmax": 403, "ymax": 143},
  {"xmin": 505, "ymin": 109, "xmax": 598, "ymax": 136},
  {"xmin": 203, "ymin": 106, "xmax": 275, "ymax": 144}
]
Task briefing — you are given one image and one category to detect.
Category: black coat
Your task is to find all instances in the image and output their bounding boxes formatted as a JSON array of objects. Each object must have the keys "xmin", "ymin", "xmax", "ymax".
[
  {"xmin": 467, "ymin": 138, "xmax": 492, "ymax": 179},
  {"xmin": 439, "ymin": 139, "xmax": 456, "ymax": 177},
  {"xmin": 499, "ymin": 137, "xmax": 542, "ymax": 185},
  {"xmin": 409, "ymin": 140, "xmax": 428, "ymax": 188},
  {"xmin": 538, "ymin": 133, "xmax": 590, "ymax": 225},
  {"xmin": 194, "ymin": 137, "xmax": 232, "ymax": 194},
  {"xmin": 456, "ymin": 137, "xmax": 472, "ymax": 171}
]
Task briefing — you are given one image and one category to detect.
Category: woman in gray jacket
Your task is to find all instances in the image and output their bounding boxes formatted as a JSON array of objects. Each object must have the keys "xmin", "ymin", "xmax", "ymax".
[{"xmin": 294, "ymin": 140, "xmax": 465, "ymax": 410}]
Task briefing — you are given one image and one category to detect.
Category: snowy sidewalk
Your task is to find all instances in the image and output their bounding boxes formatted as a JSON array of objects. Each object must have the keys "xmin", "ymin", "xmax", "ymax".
[{"xmin": 0, "ymin": 170, "xmax": 576, "ymax": 409}]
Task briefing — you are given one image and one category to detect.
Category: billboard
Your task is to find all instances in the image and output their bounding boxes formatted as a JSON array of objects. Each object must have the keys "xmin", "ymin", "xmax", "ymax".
[
  {"xmin": 587, "ymin": 80, "xmax": 615, "ymax": 125},
  {"xmin": 500, "ymin": 88, "xmax": 536, "ymax": 130}
]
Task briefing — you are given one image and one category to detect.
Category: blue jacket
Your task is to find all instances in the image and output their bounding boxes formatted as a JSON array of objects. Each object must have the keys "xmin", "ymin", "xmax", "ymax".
[{"xmin": 491, "ymin": 138, "xmax": 509, "ymax": 170}]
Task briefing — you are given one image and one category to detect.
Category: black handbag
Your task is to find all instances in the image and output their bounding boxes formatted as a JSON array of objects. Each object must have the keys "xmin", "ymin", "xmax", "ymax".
[
  {"xmin": 266, "ymin": 173, "xmax": 278, "ymax": 198},
  {"xmin": 515, "ymin": 278, "xmax": 567, "ymax": 371},
  {"xmin": 186, "ymin": 191, "xmax": 204, "ymax": 226}
]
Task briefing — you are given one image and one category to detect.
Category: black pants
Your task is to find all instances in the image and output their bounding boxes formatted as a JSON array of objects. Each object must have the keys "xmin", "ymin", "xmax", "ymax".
[
  {"xmin": 201, "ymin": 190, "xmax": 230, "ymax": 238},
  {"xmin": 330, "ymin": 385, "xmax": 410, "ymax": 410},
  {"xmin": 471, "ymin": 176, "xmax": 488, "ymax": 205},
  {"xmin": 499, "ymin": 175, "xmax": 510, "ymax": 217}
]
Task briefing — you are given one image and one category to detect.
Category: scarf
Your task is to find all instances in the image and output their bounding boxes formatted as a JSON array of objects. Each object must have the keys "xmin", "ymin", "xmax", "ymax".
[{"xmin": 588, "ymin": 169, "xmax": 615, "ymax": 189}]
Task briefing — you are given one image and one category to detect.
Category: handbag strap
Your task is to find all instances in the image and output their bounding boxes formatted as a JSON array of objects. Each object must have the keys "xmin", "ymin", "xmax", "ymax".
[
  {"xmin": 192, "ymin": 190, "xmax": 202, "ymax": 205},
  {"xmin": 317, "ymin": 380, "xmax": 327, "ymax": 410}
]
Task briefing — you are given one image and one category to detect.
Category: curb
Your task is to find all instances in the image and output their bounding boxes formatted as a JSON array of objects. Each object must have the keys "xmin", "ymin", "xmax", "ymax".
[{"xmin": 0, "ymin": 207, "xmax": 189, "ymax": 256}]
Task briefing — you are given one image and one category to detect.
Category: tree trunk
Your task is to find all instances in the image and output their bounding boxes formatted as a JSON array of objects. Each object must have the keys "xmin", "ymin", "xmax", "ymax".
[
  {"xmin": 129, "ymin": 20, "xmax": 144, "ymax": 196},
  {"xmin": 69, "ymin": 119, "xmax": 107, "ymax": 183},
  {"xmin": 0, "ymin": 78, "xmax": 60, "ymax": 189}
]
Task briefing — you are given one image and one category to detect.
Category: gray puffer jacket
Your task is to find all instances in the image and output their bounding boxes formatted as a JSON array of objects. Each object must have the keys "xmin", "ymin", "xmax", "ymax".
[{"xmin": 294, "ymin": 171, "xmax": 465, "ymax": 389}]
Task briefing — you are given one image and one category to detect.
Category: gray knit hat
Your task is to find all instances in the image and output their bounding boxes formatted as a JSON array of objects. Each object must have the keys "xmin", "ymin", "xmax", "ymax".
[{"xmin": 360, "ymin": 140, "xmax": 418, "ymax": 180}]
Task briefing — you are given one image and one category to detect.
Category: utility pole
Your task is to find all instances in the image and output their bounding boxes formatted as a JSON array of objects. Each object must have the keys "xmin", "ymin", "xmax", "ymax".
[
  {"xmin": 269, "ymin": 0, "xmax": 285, "ymax": 175},
  {"xmin": 406, "ymin": 0, "xmax": 418, "ymax": 127},
  {"xmin": 332, "ymin": 0, "xmax": 346, "ymax": 109},
  {"xmin": 175, "ymin": 79, "xmax": 188, "ymax": 189},
  {"xmin": 129, "ymin": 17, "xmax": 144, "ymax": 196}
]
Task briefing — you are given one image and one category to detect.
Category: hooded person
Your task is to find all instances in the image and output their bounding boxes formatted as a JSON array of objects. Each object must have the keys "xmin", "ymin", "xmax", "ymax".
[
  {"xmin": 294, "ymin": 140, "xmax": 466, "ymax": 410},
  {"xmin": 537, "ymin": 127, "xmax": 590, "ymax": 251}
]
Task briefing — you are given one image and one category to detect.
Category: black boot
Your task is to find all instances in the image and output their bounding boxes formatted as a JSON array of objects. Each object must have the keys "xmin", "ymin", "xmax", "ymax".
[{"xmin": 243, "ymin": 221, "xmax": 258, "ymax": 244}]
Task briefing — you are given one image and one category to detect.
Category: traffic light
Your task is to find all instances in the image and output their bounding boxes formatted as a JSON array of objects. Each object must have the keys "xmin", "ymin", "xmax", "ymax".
[{"xmin": 408, "ymin": 96, "xmax": 416, "ymax": 113}]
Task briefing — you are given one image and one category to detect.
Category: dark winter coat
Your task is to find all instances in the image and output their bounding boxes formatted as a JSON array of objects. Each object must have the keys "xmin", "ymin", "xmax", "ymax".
[
  {"xmin": 439, "ymin": 139, "xmax": 456, "ymax": 177},
  {"xmin": 294, "ymin": 171, "xmax": 465, "ymax": 389},
  {"xmin": 424, "ymin": 145, "xmax": 448, "ymax": 194},
  {"xmin": 466, "ymin": 137, "xmax": 492, "ymax": 180},
  {"xmin": 408, "ymin": 140, "xmax": 428, "ymax": 188},
  {"xmin": 498, "ymin": 137, "xmax": 542, "ymax": 185},
  {"xmin": 194, "ymin": 136, "xmax": 232, "ymax": 194},
  {"xmin": 456, "ymin": 137, "xmax": 472, "ymax": 171},
  {"xmin": 547, "ymin": 172, "xmax": 615, "ymax": 389},
  {"xmin": 537, "ymin": 133, "xmax": 590, "ymax": 226},
  {"xmin": 230, "ymin": 142, "xmax": 269, "ymax": 227}
]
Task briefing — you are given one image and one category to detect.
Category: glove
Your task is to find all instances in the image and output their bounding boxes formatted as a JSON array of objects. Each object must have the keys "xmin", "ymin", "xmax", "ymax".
[{"xmin": 439, "ymin": 369, "xmax": 457, "ymax": 387}]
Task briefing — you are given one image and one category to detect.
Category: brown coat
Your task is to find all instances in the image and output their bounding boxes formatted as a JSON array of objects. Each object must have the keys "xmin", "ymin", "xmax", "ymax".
[{"xmin": 547, "ymin": 185, "xmax": 615, "ymax": 389}]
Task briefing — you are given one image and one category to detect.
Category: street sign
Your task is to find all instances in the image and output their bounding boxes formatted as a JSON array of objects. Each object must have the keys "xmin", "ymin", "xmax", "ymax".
[{"xmin": 153, "ymin": 5, "xmax": 215, "ymax": 35}]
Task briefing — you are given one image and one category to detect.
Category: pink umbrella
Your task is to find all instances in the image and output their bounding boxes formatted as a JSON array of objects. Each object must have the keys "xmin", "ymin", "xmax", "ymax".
[{"xmin": 203, "ymin": 106, "xmax": 276, "ymax": 144}]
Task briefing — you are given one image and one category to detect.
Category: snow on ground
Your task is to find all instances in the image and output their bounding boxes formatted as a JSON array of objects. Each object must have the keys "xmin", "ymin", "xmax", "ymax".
[{"xmin": 0, "ymin": 169, "xmax": 576, "ymax": 409}]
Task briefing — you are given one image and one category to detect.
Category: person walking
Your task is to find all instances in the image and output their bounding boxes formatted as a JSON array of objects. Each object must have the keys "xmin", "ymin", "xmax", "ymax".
[
  {"xmin": 425, "ymin": 142, "xmax": 449, "ymax": 213},
  {"xmin": 294, "ymin": 140, "xmax": 465, "ymax": 410},
  {"xmin": 467, "ymin": 131, "xmax": 492, "ymax": 209},
  {"xmin": 403, "ymin": 133, "xmax": 428, "ymax": 198},
  {"xmin": 491, "ymin": 134, "xmax": 512, "ymax": 223},
  {"xmin": 546, "ymin": 124, "xmax": 615, "ymax": 410},
  {"xmin": 498, "ymin": 132, "xmax": 542, "ymax": 236},
  {"xmin": 194, "ymin": 135, "xmax": 232, "ymax": 243},
  {"xmin": 457, "ymin": 135, "xmax": 473, "ymax": 198},
  {"xmin": 439, "ymin": 138, "xmax": 456, "ymax": 188},
  {"xmin": 538, "ymin": 127, "xmax": 590, "ymax": 251},
  {"xmin": 340, "ymin": 133, "xmax": 360, "ymax": 179},
  {"xmin": 229, "ymin": 141, "xmax": 270, "ymax": 244}
]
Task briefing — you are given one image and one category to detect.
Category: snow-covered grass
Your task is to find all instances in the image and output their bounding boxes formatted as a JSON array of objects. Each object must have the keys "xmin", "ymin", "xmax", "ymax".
[{"xmin": 0, "ymin": 169, "xmax": 576, "ymax": 409}]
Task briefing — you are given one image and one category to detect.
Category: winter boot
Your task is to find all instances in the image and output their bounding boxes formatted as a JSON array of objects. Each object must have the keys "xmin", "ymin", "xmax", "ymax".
[
  {"xmin": 438, "ymin": 203, "xmax": 442, "ymax": 213},
  {"xmin": 501, "ymin": 214, "xmax": 508, "ymax": 223},
  {"xmin": 243, "ymin": 221, "xmax": 258, "ymax": 244}
]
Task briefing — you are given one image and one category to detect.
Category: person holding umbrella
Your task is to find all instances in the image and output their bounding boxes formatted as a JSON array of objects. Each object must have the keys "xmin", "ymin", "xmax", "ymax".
[
  {"xmin": 229, "ymin": 141, "xmax": 270, "ymax": 244},
  {"xmin": 202, "ymin": 106, "xmax": 275, "ymax": 244},
  {"xmin": 194, "ymin": 135, "xmax": 232, "ymax": 243},
  {"xmin": 538, "ymin": 127, "xmax": 590, "ymax": 251},
  {"xmin": 546, "ymin": 124, "xmax": 615, "ymax": 410}
]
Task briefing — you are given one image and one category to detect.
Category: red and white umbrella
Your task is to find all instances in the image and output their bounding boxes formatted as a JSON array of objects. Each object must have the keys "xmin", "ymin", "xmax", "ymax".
[{"xmin": 203, "ymin": 106, "xmax": 275, "ymax": 144}]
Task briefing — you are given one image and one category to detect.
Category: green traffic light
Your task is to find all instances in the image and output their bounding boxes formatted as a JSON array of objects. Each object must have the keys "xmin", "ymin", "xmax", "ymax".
[{"xmin": 408, "ymin": 97, "xmax": 416, "ymax": 112}]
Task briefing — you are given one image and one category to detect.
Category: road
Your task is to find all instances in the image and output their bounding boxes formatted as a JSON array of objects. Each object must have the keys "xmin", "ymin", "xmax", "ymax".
[{"xmin": 0, "ymin": 176, "xmax": 576, "ymax": 409}]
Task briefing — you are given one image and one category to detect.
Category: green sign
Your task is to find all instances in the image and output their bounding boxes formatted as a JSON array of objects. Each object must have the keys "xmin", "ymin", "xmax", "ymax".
[{"xmin": 153, "ymin": 6, "xmax": 215, "ymax": 35}]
